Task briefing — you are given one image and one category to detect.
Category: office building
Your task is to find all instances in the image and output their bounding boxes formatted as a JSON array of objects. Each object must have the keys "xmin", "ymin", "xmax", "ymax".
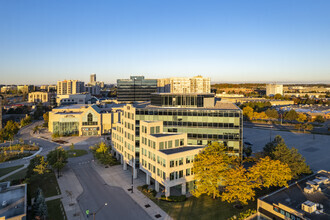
[
  {"xmin": 0, "ymin": 182, "xmax": 27, "ymax": 220},
  {"xmin": 28, "ymin": 91, "xmax": 54, "ymax": 104},
  {"xmin": 88, "ymin": 73, "xmax": 104, "ymax": 88},
  {"xmin": 266, "ymin": 84, "xmax": 283, "ymax": 96},
  {"xmin": 113, "ymin": 120, "xmax": 203, "ymax": 196},
  {"xmin": 85, "ymin": 85, "xmax": 101, "ymax": 96},
  {"xmin": 57, "ymin": 80, "xmax": 85, "ymax": 95},
  {"xmin": 117, "ymin": 76, "xmax": 157, "ymax": 102},
  {"xmin": 17, "ymin": 85, "xmax": 35, "ymax": 94},
  {"xmin": 49, "ymin": 104, "xmax": 122, "ymax": 136},
  {"xmin": 112, "ymin": 92, "xmax": 242, "ymax": 180},
  {"xmin": 257, "ymin": 170, "xmax": 329, "ymax": 220},
  {"xmin": 157, "ymin": 76, "xmax": 210, "ymax": 94}
]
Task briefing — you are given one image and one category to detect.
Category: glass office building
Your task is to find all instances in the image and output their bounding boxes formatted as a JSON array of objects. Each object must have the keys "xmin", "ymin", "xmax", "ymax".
[{"xmin": 117, "ymin": 76, "xmax": 157, "ymax": 102}]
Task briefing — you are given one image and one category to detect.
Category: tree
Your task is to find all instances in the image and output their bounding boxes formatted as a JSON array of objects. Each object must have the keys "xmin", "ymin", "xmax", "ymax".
[
  {"xmin": 265, "ymin": 109, "xmax": 279, "ymax": 119},
  {"xmin": 314, "ymin": 115, "xmax": 325, "ymax": 123},
  {"xmin": 33, "ymin": 188, "xmax": 48, "ymax": 220},
  {"xmin": 43, "ymin": 112, "xmax": 49, "ymax": 127},
  {"xmin": 274, "ymin": 94, "xmax": 282, "ymax": 100},
  {"xmin": 297, "ymin": 113, "xmax": 307, "ymax": 123},
  {"xmin": 249, "ymin": 156, "xmax": 292, "ymax": 188},
  {"xmin": 69, "ymin": 143, "xmax": 75, "ymax": 151},
  {"xmin": 271, "ymin": 142, "xmax": 311, "ymax": 179},
  {"xmin": 263, "ymin": 135, "xmax": 285, "ymax": 156},
  {"xmin": 27, "ymin": 155, "xmax": 44, "ymax": 178},
  {"xmin": 47, "ymin": 147, "xmax": 68, "ymax": 178},
  {"xmin": 243, "ymin": 145, "xmax": 252, "ymax": 157},
  {"xmin": 243, "ymin": 106, "xmax": 254, "ymax": 120},
  {"xmin": 20, "ymin": 115, "xmax": 32, "ymax": 127},
  {"xmin": 221, "ymin": 166, "xmax": 256, "ymax": 205},
  {"xmin": 33, "ymin": 156, "xmax": 49, "ymax": 175},
  {"xmin": 33, "ymin": 125, "xmax": 40, "ymax": 134},
  {"xmin": 284, "ymin": 110, "xmax": 298, "ymax": 121},
  {"xmin": 96, "ymin": 142, "xmax": 108, "ymax": 154},
  {"xmin": 191, "ymin": 142, "xmax": 237, "ymax": 199}
]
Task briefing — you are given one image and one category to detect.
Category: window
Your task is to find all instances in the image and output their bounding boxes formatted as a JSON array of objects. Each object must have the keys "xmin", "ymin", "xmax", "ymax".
[
  {"xmin": 186, "ymin": 168, "xmax": 191, "ymax": 176},
  {"xmin": 150, "ymin": 127, "xmax": 155, "ymax": 134},
  {"xmin": 168, "ymin": 141, "xmax": 172, "ymax": 148},
  {"xmin": 179, "ymin": 170, "xmax": 183, "ymax": 178},
  {"xmin": 179, "ymin": 158, "xmax": 183, "ymax": 165},
  {"xmin": 159, "ymin": 142, "xmax": 164, "ymax": 150},
  {"xmin": 156, "ymin": 126, "xmax": 160, "ymax": 133},
  {"xmin": 170, "ymin": 160, "xmax": 174, "ymax": 167},
  {"xmin": 175, "ymin": 139, "xmax": 179, "ymax": 147},
  {"xmin": 186, "ymin": 156, "xmax": 191, "ymax": 164},
  {"xmin": 170, "ymin": 172, "xmax": 175, "ymax": 180},
  {"xmin": 180, "ymin": 139, "xmax": 184, "ymax": 146}
]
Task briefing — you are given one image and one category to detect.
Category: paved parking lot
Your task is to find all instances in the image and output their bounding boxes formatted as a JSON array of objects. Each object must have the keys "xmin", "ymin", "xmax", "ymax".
[{"xmin": 244, "ymin": 127, "xmax": 330, "ymax": 171}]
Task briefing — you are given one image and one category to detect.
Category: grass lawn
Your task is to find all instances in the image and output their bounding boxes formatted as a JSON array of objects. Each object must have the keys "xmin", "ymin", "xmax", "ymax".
[
  {"xmin": 46, "ymin": 199, "xmax": 67, "ymax": 220},
  {"xmin": 29, "ymin": 171, "xmax": 61, "ymax": 198},
  {"xmin": 0, "ymin": 165, "xmax": 24, "ymax": 177},
  {"xmin": 2, "ymin": 168, "xmax": 27, "ymax": 182},
  {"xmin": 138, "ymin": 187, "xmax": 276, "ymax": 220},
  {"xmin": 67, "ymin": 149, "xmax": 88, "ymax": 158}
]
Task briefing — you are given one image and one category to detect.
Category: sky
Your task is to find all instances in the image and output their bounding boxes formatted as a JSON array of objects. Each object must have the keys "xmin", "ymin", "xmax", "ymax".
[{"xmin": 0, "ymin": 0, "xmax": 330, "ymax": 85}]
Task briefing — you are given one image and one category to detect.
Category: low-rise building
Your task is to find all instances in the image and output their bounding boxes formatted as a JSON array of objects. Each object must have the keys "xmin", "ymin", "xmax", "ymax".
[
  {"xmin": 0, "ymin": 182, "xmax": 27, "ymax": 220},
  {"xmin": 48, "ymin": 104, "xmax": 121, "ymax": 136},
  {"xmin": 257, "ymin": 170, "xmax": 330, "ymax": 220},
  {"xmin": 56, "ymin": 93, "xmax": 93, "ymax": 106},
  {"xmin": 28, "ymin": 91, "xmax": 54, "ymax": 104},
  {"xmin": 17, "ymin": 85, "xmax": 34, "ymax": 94},
  {"xmin": 266, "ymin": 84, "xmax": 283, "ymax": 96}
]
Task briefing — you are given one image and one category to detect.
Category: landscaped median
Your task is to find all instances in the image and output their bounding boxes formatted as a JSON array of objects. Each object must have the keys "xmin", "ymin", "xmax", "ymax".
[
  {"xmin": 0, "ymin": 144, "xmax": 40, "ymax": 162},
  {"xmin": 66, "ymin": 149, "xmax": 88, "ymax": 158}
]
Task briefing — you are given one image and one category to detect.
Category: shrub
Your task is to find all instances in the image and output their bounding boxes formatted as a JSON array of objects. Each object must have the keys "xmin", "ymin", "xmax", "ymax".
[{"xmin": 227, "ymin": 209, "xmax": 256, "ymax": 220}]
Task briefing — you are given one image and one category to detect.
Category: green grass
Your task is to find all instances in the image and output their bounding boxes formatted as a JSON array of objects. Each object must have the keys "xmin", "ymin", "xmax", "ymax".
[
  {"xmin": 67, "ymin": 149, "xmax": 88, "ymax": 158},
  {"xmin": 0, "ymin": 165, "xmax": 24, "ymax": 177},
  {"xmin": 46, "ymin": 198, "xmax": 67, "ymax": 220},
  {"xmin": 29, "ymin": 171, "xmax": 61, "ymax": 198},
  {"xmin": 138, "ymin": 187, "xmax": 274, "ymax": 220},
  {"xmin": 2, "ymin": 168, "xmax": 27, "ymax": 182}
]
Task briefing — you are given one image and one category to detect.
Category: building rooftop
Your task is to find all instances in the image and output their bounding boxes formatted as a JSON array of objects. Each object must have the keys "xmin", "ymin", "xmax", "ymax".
[
  {"xmin": 160, "ymin": 146, "xmax": 204, "ymax": 155},
  {"xmin": 150, "ymin": 133, "xmax": 183, "ymax": 138},
  {"xmin": 260, "ymin": 170, "xmax": 330, "ymax": 220},
  {"xmin": 0, "ymin": 182, "xmax": 26, "ymax": 219}
]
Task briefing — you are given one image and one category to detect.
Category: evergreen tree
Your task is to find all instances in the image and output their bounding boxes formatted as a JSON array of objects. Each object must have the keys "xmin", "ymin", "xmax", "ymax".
[{"xmin": 33, "ymin": 188, "xmax": 48, "ymax": 220}]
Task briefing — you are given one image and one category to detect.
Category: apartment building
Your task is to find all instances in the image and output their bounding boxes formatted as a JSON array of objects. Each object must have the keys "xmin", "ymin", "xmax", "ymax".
[
  {"xmin": 117, "ymin": 76, "xmax": 157, "ymax": 102},
  {"xmin": 157, "ymin": 76, "xmax": 210, "ymax": 94},
  {"xmin": 111, "ymin": 93, "xmax": 242, "ymax": 191},
  {"xmin": 57, "ymin": 80, "xmax": 85, "ymax": 95},
  {"xmin": 28, "ymin": 91, "xmax": 53, "ymax": 104},
  {"xmin": 266, "ymin": 84, "xmax": 283, "ymax": 96},
  {"xmin": 49, "ymin": 104, "xmax": 121, "ymax": 136}
]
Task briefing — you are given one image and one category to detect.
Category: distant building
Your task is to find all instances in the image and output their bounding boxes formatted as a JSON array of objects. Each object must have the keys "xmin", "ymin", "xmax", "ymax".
[
  {"xmin": 56, "ymin": 93, "xmax": 93, "ymax": 106},
  {"xmin": 157, "ymin": 76, "xmax": 210, "ymax": 94},
  {"xmin": 17, "ymin": 85, "xmax": 34, "ymax": 94},
  {"xmin": 90, "ymin": 73, "xmax": 96, "ymax": 84},
  {"xmin": 28, "ymin": 91, "xmax": 54, "ymax": 104},
  {"xmin": 57, "ymin": 80, "xmax": 85, "ymax": 95},
  {"xmin": 0, "ymin": 86, "xmax": 17, "ymax": 94},
  {"xmin": 49, "ymin": 104, "xmax": 122, "ymax": 136},
  {"xmin": 40, "ymin": 85, "xmax": 57, "ymax": 92},
  {"xmin": 266, "ymin": 84, "xmax": 283, "ymax": 96},
  {"xmin": 117, "ymin": 76, "xmax": 157, "ymax": 102},
  {"xmin": 257, "ymin": 170, "xmax": 330, "ymax": 220},
  {"xmin": 85, "ymin": 85, "xmax": 101, "ymax": 96},
  {"xmin": 0, "ymin": 182, "xmax": 27, "ymax": 220}
]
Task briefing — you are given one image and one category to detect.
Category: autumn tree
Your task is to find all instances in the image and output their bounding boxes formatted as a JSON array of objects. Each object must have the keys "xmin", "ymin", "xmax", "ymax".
[
  {"xmin": 191, "ymin": 142, "xmax": 237, "ymax": 199},
  {"xmin": 314, "ymin": 115, "xmax": 325, "ymax": 123},
  {"xmin": 297, "ymin": 113, "xmax": 307, "ymax": 123},
  {"xmin": 265, "ymin": 108, "xmax": 279, "ymax": 119},
  {"xmin": 33, "ymin": 156, "xmax": 49, "ymax": 175},
  {"xmin": 243, "ymin": 106, "xmax": 254, "ymax": 120},
  {"xmin": 284, "ymin": 110, "xmax": 298, "ymax": 121},
  {"xmin": 43, "ymin": 112, "xmax": 49, "ymax": 127},
  {"xmin": 221, "ymin": 166, "xmax": 256, "ymax": 205},
  {"xmin": 249, "ymin": 156, "xmax": 292, "ymax": 188}
]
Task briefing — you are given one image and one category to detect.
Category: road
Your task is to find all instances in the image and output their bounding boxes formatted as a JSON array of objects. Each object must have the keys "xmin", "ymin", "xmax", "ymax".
[{"xmin": 71, "ymin": 161, "xmax": 151, "ymax": 220}]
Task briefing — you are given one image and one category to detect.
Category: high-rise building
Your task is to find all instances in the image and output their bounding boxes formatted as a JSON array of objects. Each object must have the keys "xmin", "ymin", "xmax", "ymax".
[
  {"xmin": 57, "ymin": 80, "xmax": 85, "ymax": 95},
  {"xmin": 157, "ymin": 76, "xmax": 210, "ymax": 94},
  {"xmin": 90, "ymin": 73, "xmax": 96, "ymax": 84},
  {"xmin": 266, "ymin": 84, "xmax": 283, "ymax": 96},
  {"xmin": 117, "ymin": 76, "xmax": 157, "ymax": 102}
]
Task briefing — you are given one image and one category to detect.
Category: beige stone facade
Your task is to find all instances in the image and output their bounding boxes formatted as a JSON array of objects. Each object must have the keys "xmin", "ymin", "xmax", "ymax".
[
  {"xmin": 49, "ymin": 104, "xmax": 120, "ymax": 136},
  {"xmin": 28, "ymin": 91, "xmax": 51, "ymax": 103},
  {"xmin": 157, "ymin": 76, "xmax": 210, "ymax": 94},
  {"xmin": 57, "ymin": 80, "xmax": 85, "ymax": 95}
]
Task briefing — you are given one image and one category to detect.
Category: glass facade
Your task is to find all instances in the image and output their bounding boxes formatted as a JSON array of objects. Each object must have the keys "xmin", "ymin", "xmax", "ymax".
[
  {"xmin": 151, "ymin": 93, "xmax": 214, "ymax": 107},
  {"xmin": 53, "ymin": 122, "xmax": 79, "ymax": 136},
  {"xmin": 135, "ymin": 108, "xmax": 243, "ymax": 155},
  {"xmin": 117, "ymin": 76, "xmax": 157, "ymax": 101}
]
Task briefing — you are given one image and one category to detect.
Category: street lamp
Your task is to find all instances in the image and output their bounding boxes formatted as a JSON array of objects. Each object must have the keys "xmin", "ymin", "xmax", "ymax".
[{"xmin": 92, "ymin": 203, "xmax": 108, "ymax": 220}]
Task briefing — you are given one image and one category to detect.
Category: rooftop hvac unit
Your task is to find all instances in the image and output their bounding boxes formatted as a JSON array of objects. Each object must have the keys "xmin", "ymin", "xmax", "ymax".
[{"xmin": 301, "ymin": 200, "xmax": 317, "ymax": 214}]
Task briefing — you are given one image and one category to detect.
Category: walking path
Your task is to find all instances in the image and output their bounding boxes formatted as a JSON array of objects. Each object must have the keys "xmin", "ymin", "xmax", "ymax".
[
  {"xmin": 0, "ymin": 164, "xmax": 28, "ymax": 181},
  {"xmin": 91, "ymin": 161, "xmax": 172, "ymax": 220},
  {"xmin": 56, "ymin": 167, "xmax": 84, "ymax": 220},
  {"xmin": 45, "ymin": 194, "xmax": 63, "ymax": 202}
]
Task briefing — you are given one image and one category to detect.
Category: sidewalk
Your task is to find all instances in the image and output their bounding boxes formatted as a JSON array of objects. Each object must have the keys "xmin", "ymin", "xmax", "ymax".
[
  {"xmin": 0, "ymin": 164, "xmax": 28, "ymax": 181},
  {"xmin": 91, "ymin": 162, "xmax": 172, "ymax": 220},
  {"xmin": 56, "ymin": 167, "xmax": 84, "ymax": 220}
]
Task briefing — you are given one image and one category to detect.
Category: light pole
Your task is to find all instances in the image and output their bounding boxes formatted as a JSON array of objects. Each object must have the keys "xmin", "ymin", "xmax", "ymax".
[
  {"xmin": 131, "ymin": 158, "xmax": 134, "ymax": 193},
  {"xmin": 92, "ymin": 203, "xmax": 108, "ymax": 220}
]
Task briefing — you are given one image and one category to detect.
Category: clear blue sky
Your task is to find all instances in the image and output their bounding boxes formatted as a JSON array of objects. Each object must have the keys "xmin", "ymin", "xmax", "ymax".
[{"xmin": 0, "ymin": 0, "xmax": 330, "ymax": 84}]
